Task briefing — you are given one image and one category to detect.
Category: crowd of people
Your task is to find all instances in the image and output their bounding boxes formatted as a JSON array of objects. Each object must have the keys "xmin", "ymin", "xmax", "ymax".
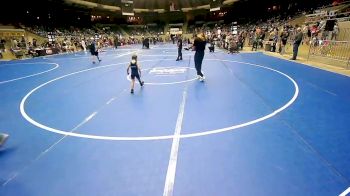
[
  {"xmin": 0, "ymin": 24, "xmax": 171, "ymax": 59},
  {"xmin": 190, "ymin": 7, "xmax": 345, "ymax": 60},
  {"xmin": 1, "ymin": 0, "xmax": 347, "ymax": 61},
  {"xmin": 126, "ymin": 26, "xmax": 163, "ymax": 37}
]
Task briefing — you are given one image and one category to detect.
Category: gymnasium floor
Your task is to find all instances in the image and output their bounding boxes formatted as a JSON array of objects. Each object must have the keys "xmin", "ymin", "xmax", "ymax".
[{"xmin": 0, "ymin": 44, "xmax": 349, "ymax": 196}]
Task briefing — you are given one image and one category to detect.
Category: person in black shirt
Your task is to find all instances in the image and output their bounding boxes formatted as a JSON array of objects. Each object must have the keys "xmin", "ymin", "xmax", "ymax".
[
  {"xmin": 143, "ymin": 37, "xmax": 150, "ymax": 49},
  {"xmin": 90, "ymin": 40, "xmax": 101, "ymax": 64},
  {"xmin": 0, "ymin": 39, "xmax": 5, "ymax": 59},
  {"xmin": 291, "ymin": 28, "xmax": 303, "ymax": 60},
  {"xmin": 114, "ymin": 36, "xmax": 118, "ymax": 49},
  {"xmin": 171, "ymin": 34, "xmax": 175, "ymax": 44},
  {"xmin": 127, "ymin": 54, "xmax": 144, "ymax": 94},
  {"xmin": 193, "ymin": 33, "xmax": 207, "ymax": 81},
  {"xmin": 176, "ymin": 36, "xmax": 183, "ymax": 61},
  {"xmin": 208, "ymin": 38, "xmax": 215, "ymax": 52},
  {"xmin": 33, "ymin": 39, "xmax": 37, "ymax": 47},
  {"xmin": 279, "ymin": 29, "xmax": 289, "ymax": 55}
]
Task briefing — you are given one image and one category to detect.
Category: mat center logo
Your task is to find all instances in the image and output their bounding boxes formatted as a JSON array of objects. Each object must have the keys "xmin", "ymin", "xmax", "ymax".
[{"xmin": 149, "ymin": 67, "xmax": 187, "ymax": 75}]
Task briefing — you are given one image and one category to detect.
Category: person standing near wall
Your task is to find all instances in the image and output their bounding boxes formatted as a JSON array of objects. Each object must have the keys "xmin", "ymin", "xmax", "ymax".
[
  {"xmin": 279, "ymin": 28, "xmax": 289, "ymax": 55},
  {"xmin": 291, "ymin": 27, "xmax": 303, "ymax": 60},
  {"xmin": 332, "ymin": 22, "xmax": 339, "ymax": 41}
]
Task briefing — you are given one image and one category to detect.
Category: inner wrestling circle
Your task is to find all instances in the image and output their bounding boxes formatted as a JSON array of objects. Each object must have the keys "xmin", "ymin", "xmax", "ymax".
[{"xmin": 127, "ymin": 66, "xmax": 197, "ymax": 85}]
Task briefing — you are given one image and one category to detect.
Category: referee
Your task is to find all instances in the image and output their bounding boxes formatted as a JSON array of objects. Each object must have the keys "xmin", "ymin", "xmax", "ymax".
[
  {"xmin": 176, "ymin": 35, "xmax": 183, "ymax": 61},
  {"xmin": 193, "ymin": 33, "xmax": 207, "ymax": 81}
]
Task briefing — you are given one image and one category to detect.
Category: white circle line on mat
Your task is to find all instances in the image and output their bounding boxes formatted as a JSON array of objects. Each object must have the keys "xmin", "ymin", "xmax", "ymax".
[
  {"xmin": 126, "ymin": 66, "xmax": 197, "ymax": 85},
  {"xmin": 0, "ymin": 62, "xmax": 59, "ymax": 84},
  {"xmin": 20, "ymin": 59, "xmax": 299, "ymax": 141}
]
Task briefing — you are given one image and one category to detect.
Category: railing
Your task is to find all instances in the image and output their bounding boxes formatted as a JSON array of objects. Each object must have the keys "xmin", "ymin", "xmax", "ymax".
[
  {"xmin": 314, "ymin": 1, "xmax": 350, "ymax": 12},
  {"xmin": 337, "ymin": 28, "xmax": 350, "ymax": 41},
  {"xmin": 308, "ymin": 40, "xmax": 350, "ymax": 68}
]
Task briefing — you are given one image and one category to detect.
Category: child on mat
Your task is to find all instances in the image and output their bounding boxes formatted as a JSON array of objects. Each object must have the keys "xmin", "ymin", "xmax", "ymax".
[
  {"xmin": 90, "ymin": 40, "xmax": 101, "ymax": 64},
  {"xmin": 127, "ymin": 54, "xmax": 144, "ymax": 94}
]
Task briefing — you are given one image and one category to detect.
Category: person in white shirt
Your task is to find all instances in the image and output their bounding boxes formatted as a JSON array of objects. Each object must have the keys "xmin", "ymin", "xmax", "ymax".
[
  {"xmin": 13, "ymin": 39, "xmax": 18, "ymax": 48},
  {"xmin": 81, "ymin": 39, "xmax": 86, "ymax": 52},
  {"xmin": 332, "ymin": 24, "xmax": 339, "ymax": 40}
]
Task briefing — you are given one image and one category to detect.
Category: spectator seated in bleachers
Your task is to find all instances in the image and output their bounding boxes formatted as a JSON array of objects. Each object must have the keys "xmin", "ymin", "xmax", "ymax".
[
  {"xmin": 11, "ymin": 47, "xmax": 24, "ymax": 59},
  {"xmin": 0, "ymin": 40, "xmax": 5, "ymax": 59},
  {"xmin": 27, "ymin": 44, "xmax": 39, "ymax": 57}
]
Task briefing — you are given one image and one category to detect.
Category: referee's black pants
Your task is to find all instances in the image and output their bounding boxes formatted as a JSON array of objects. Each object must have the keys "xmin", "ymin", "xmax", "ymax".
[
  {"xmin": 177, "ymin": 48, "xmax": 182, "ymax": 60},
  {"xmin": 194, "ymin": 50, "xmax": 205, "ymax": 77}
]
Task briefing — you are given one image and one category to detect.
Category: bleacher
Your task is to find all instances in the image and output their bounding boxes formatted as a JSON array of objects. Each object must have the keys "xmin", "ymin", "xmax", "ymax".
[
  {"xmin": 305, "ymin": 2, "xmax": 350, "ymax": 24},
  {"xmin": 0, "ymin": 25, "xmax": 26, "ymax": 59}
]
